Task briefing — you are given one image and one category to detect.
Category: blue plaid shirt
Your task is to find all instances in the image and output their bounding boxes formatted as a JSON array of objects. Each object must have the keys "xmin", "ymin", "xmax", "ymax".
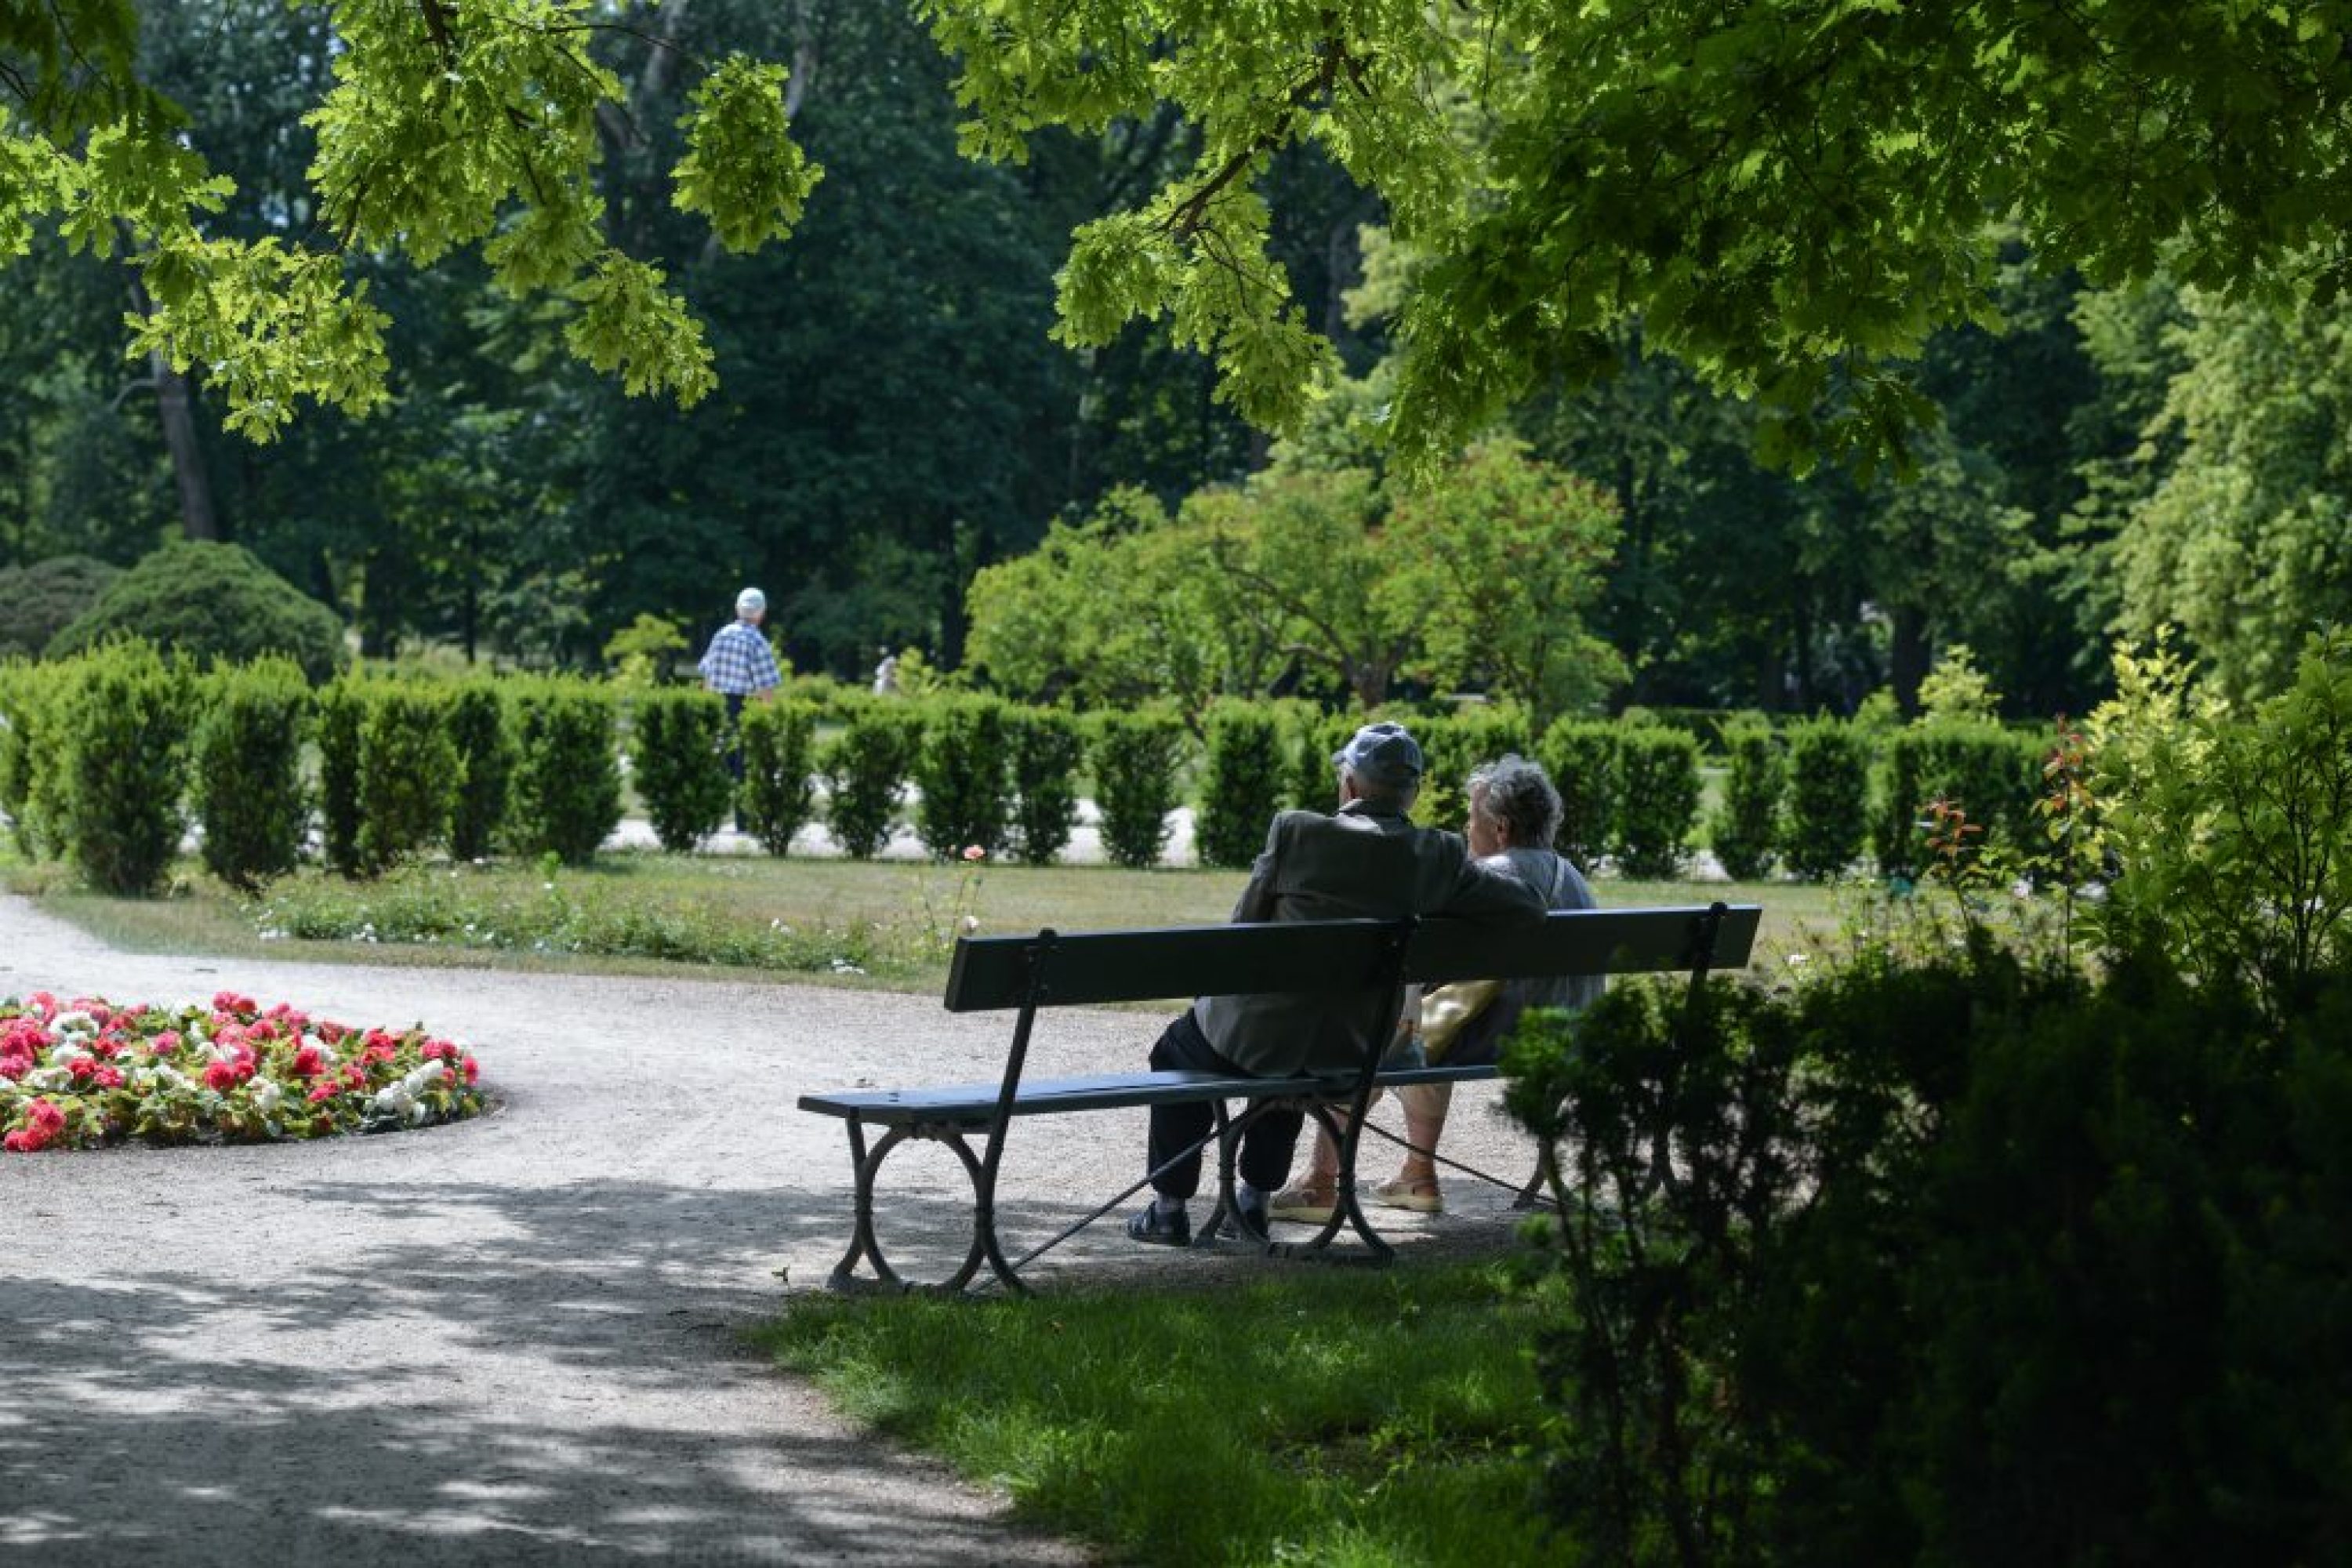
[{"xmin": 698, "ymin": 619, "xmax": 783, "ymax": 696}]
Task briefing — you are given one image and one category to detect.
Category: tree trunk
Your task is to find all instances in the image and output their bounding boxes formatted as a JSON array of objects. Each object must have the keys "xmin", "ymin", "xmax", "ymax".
[
  {"xmin": 1890, "ymin": 604, "xmax": 1931, "ymax": 716},
  {"xmin": 126, "ymin": 272, "xmax": 218, "ymax": 543}
]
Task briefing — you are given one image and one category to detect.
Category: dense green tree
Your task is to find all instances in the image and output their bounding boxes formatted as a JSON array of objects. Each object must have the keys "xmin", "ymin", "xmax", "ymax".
[{"xmin": 2112, "ymin": 290, "xmax": 2352, "ymax": 701}]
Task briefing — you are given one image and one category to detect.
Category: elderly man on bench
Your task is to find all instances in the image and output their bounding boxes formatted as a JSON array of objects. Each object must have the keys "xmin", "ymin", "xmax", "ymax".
[{"xmin": 1127, "ymin": 720, "xmax": 1546, "ymax": 1248}]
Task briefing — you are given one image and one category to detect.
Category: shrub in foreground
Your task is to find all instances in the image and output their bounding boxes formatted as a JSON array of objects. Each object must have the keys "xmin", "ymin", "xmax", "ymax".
[
  {"xmin": 1196, "ymin": 702, "xmax": 1287, "ymax": 867},
  {"xmin": 1505, "ymin": 941, "xmax": 2352, "ymax": 1565},
  {"xmin": 1779, "ymin": 717, "xmax": 1869, "ymax": 881},
  {"xmin": 1710, "ymin": 720, "xmax": 1782, "ymax": 880},
  {"xmin": 445, "ymin": 681, "xmax": 514, "ymax": 862},
  {"xmin": 913, "ymin": 695, "xmax": 1013, "ymax": 859},
  {"xmin": 508, "ymin": 678, "xmax": 622, "ymax": 865},
  {"xmin": 1005, "ymin": 706, "xmax": 1083, "ymax": 866},
  {"xmin": 739, "ymin": 699, "xmax": 820, "ymax": 855},
  {"xmin": 56, "ymin": 643, "xmax": 193, "ymax": 895},
  {"xmin": 1091, "ymin": 709, "xmax": 1187, "ymax": 868},
  {"xmin": 824, "ymin": 701, "xmax": 920, "ymax": 860},
  {"xmin": 629, "ymin": 687, "xmax": 733, "ymax": 852},
  {"xmin": 192, "ymin": 657, "xmax": 311, "ymax": 891},
  {"xmin": 1610, "ymin": 725, "xmax": 1701, "ymax": 878}
]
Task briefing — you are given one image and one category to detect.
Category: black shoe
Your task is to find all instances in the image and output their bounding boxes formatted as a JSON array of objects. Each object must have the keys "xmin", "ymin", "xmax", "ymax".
[
  {"xmin": 1127, "ymin": 1203, "xmax": 1191, "ymax": 1247},
  {"xmin": 1221, "ymin": 1193, "xmax": 1271, "ymax": 1243}
]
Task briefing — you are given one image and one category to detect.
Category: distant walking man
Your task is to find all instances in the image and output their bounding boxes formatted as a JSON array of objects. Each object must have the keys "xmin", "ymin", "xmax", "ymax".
[{"xmin": 699, "ymin": 587, "xmax": 783, "ymax": 797}]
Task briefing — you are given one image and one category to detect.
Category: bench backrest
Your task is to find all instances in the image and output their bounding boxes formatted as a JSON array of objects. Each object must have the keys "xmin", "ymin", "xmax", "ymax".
[{"xmin": 942, "ymin": 904, "xmax": 1762, "ymax": 1014}]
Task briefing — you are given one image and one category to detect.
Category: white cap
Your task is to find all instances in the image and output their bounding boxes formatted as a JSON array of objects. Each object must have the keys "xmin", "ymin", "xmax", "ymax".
[{"xmin": 735, "ymin": 587, "xmax": 766, "ymax": 616}]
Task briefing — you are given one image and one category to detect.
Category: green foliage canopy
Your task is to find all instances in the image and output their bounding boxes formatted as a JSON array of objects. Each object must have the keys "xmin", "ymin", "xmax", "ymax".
[
  {"xmin": 920, "ymin": 0, "xmax": 2352, "ymax": 470},
  {"xmin": 2, "ymin": 0, "xmax": 818, "ymax": 437}
]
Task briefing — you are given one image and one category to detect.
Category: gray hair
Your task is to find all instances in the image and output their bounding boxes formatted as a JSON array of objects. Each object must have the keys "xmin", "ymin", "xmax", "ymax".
[
  {"xmin": 1338, "ymin": 760, "xmax": 1420, "ymax": 811},
  {"xmin": 1466, "ymin": 754, "xmax": 1562, "ymax": 848}
]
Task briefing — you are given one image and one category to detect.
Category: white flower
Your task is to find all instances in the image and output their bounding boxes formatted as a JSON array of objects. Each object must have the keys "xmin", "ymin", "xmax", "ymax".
[
  {"xmin": 1785, "ymin": 953, "xmax": 1810, "ymax": 967},
  {"xmin": 408, "ymin": 1102, "xmax": 431, "ymax": 1127},
  {"xmin": 2009, "ymin": 877, "xmax": 2034, "ymax": 900},
  {"xmin": 301, "ymin": 1033, "xmax": 339, "ymax": 1065},
  {"xmin": 401, "ymin": 1061, "xmax": 448, "ymax": 1097},
  {"xmin": 50, "ymin": 1010, "xmax": 96, "ymax": 1036},
  {"xmin": 2077, "ymin": 881, "xmax": 2108, "ymax": 904},
  {"xmin": 24, "ymin": 1066, "xmax": 71, "ymax": 1092},
  {"xmin": 372, "ymin": 1083, "xmax": 416, "ymax": 1117},
  {"xmin": 251, "ymin": 1080, "xmax": 283, "ymax": 1113}
]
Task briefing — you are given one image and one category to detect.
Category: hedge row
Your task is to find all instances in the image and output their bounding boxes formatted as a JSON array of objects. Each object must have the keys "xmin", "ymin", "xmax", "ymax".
[
  {"xmin": 0, "ymin": 655, "xmax": 623, "ymax": 894},
  {"xmin": 0, "ymin": 648, "xmax": 2062, "ymax": 885}
]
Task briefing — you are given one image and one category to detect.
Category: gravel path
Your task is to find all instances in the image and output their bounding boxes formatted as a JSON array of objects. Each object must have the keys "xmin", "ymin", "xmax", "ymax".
[{"xmin": 0, "ymin": 891, "xmax": 1544, "ymax": 1564}]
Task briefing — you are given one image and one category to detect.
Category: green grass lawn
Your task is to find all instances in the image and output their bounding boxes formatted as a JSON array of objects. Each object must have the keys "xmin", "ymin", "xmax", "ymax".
[
  {"xmin": 3, "ymin": 849, "xmax": 1838, "ymax": 993},
  {"xmin": 758, "ymin": 1260, "xmax": 1570, "ymax": 1566}
]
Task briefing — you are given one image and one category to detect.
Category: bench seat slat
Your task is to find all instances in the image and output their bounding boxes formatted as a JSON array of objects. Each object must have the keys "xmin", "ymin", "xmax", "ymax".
[{"xmin": 797, "ymin": 1061, "xmax": 1509, "ymax": 1127}]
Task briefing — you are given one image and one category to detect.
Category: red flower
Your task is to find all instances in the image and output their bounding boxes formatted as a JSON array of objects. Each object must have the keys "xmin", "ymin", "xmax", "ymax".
[
  {"xmin": 461, "ymin": 1056, "xmax": 480, "ymax": 1085},
  {"xmin": 93, "ymin": 1065, "xmax": 124, "ymax": 1089},
  {"xmin": 66, "ymin": 1055, "xmax": 96, "ymax": 1082},
  {"xmin": 307, "ymin": 1083, "xmax": 337, "ymax": 1104},
  {"xmin": 201, "ymin": 1060, "xmax": 242, "ymax": 1092},
  {"xmin": 4, "ymin": 1098, "xmax": 67, "ymax": 1152},
  {"xmin": 290, "ymin": 1046, "xmax": 326, "ymax": 1079}
]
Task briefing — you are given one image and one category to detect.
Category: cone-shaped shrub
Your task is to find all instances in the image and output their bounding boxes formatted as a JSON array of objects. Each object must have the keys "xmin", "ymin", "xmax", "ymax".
[
  {"xmin": 741, "ymin": 699, "xmax": 819, "ymax": 855},
  {"xmin": 1711, "ymin": 720, "xmax": 1784, "ymax": 881},
  {"xmin": 509, "ymin": 677, "xmax": 622, "ymax": 866},
  {"xmin": 57, "ymin": 641, "xmax": 193, "ymax": 895},
  {"xmin": 357, "ymin": 682, "xmax": 457, "ymax": 875},
  {"xmin": 1092, "ymin": 708, "xmax": 1188, "ymax": 869},
  {"xmin": 445, "ymin": 680, "xmax": 513, "ymax": 863},
  {"xmin": 824, "ymin": 700, "xmax": 920, "ymax": 860},
  {"xmin": 192, "ymin": 656, "xmax": 311, "ymax": 891},
  {"xmin": 1005, "ymin": 706, "xmax": 1083, "ymax": 866},
  {"xmin": 1780, "ymin": 718, "xmax": 1870, "ymax": 881},
  {"xmin": 914, "ymin": 695, "xmax": 1013, "ymax": 859},
  {"xmin": 0, "ymin": 660, "xmax": 70, "ymax": 860},
  {"xmin": 630, "ymin": 687, "xmax": 732, "ymax": 852},
  {"xmin": 1197, "ymin": 702, "xmax": 1289, "ymax": 867},
  {"xmin": 1613, "ymin": 726, "xmax": 1702, "ymax": 878},
  {"xmin": 1539, "ymin": 718, "xmax": 1620, "ymax": 868}
]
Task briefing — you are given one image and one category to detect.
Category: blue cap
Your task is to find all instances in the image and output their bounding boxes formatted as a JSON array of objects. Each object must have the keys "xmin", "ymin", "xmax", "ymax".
[{"xmin": 1332, "ymin": 721, "xmax": 1425, "ymax": 790}]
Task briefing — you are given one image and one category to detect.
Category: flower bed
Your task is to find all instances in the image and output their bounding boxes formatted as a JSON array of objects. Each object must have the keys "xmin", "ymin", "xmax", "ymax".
[{"xmin": 0, "ymin": 989, "xmax": 485, "ymax": 1152}]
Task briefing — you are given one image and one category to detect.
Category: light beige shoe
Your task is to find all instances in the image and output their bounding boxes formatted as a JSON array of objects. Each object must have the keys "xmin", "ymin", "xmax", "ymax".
[
  {"xmin": 1370, "ymin": 1177, "xmax": 1443, "ymax": 1214},
  {"xmin": 1267, "ymin": 1183, "xmax": 1336, "ymax": 1224}
]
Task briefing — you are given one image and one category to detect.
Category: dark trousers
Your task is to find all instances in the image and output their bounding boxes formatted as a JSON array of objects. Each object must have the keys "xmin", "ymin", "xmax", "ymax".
[
  {"xmin": 721, "ymin": 692, "xmax": 747, "ymax": 783},
  {"xmin": 1146, "ymin": 1011, "xmax": 1303, "ymax": 1201}
]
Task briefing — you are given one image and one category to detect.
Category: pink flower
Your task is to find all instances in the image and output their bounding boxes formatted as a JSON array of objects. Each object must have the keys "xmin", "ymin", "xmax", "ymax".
[
  {"xmin": 5, "ymin": 1098, "xmax": 67, "ymax": 1152},
  {"xmin": 307, "ymin": 1083, "xmax": 337, "ymax": 1104},
  {"xmin": 150, "ymin": 1030, "xmax": 183, "ymax": 1054},
  {"xmin": 93, "ymin": 1065, "xmax": 124, "ymax": 1089},
  {"xmin": 961, "ymin": 845, "xmax": 986, "ymax": 862}
]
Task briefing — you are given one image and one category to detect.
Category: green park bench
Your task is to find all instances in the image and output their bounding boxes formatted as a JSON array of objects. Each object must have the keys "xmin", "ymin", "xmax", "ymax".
[{"xmin": 798, "ymin": 902, "xmax": 1762, "ymax": 1295}]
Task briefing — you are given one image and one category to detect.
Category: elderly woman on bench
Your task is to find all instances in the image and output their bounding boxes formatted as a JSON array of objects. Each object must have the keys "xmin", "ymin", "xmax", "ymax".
[{"xmin": 1271, "ymin": 753, "xmax": 1601, "ymax": 1221}]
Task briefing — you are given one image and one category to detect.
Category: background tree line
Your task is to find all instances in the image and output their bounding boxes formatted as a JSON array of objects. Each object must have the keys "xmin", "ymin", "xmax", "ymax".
[{"xmin": 2, "ymin": 2, "xmax": 2344, "ymax": 716}]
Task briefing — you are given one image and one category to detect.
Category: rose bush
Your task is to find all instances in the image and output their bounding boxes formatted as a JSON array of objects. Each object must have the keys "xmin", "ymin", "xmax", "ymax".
[{"xmin": 0, "ymin": 989, "xmax": 485, "ymax": 1152}]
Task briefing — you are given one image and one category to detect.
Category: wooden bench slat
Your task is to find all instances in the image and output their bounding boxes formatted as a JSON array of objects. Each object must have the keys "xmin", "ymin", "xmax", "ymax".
[
  {"xmin": 1407, "ymin": 904, "xmax": 1762, "ymax": 985},
  {"xmin": 945, "ymin": 919, "xmax": 1404, "ymax": 1012},
  {"xmin": 942, "ymin": 906, "xmax": 1762, "ymax": 1012}
]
